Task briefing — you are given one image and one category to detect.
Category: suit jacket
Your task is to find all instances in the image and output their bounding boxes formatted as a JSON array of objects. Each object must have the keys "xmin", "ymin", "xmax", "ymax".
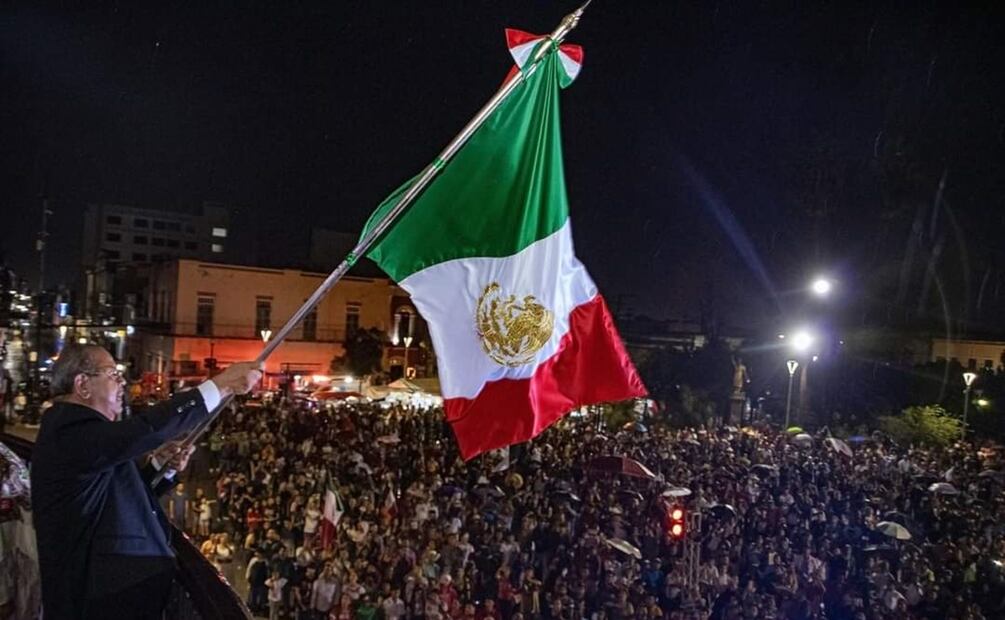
[{"xmin": 30, "ymin": 389, "xmax": 212, "ymax": 619}]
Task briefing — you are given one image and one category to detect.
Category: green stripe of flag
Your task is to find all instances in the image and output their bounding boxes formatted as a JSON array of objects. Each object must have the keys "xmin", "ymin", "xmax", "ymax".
[{"xmin": 362, "ymin": 51, "xmax": 570, "ymax": 283}]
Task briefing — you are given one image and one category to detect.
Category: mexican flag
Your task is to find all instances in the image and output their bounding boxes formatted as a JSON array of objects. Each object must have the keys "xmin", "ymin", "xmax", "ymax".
[
  {"xmin": 381, "ymin": 486, "xmax": 398, "ymax": 522},
  {"xmin": 362, "ymin": 31, "xmax": 646, "ymax": 459},
  {"xmin": 319, "ymin": 470, "xmax": 344, "ymax": 549}
]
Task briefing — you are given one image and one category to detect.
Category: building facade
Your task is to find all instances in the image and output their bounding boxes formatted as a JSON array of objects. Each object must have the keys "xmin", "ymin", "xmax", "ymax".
[
  {"xmin": 930, "ymin": 338, "xmax": 1005, "ymax": 371},
  {"xmin": 135, "ymin": 258, "xmax": 420, "ymax": 384},
  {"xmin": 81, "ymin": 202, "xmax": 238, "ymax": 322}
]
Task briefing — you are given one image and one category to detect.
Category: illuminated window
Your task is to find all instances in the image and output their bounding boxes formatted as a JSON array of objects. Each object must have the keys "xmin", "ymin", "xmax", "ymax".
[
  {"xmin": 211, "ymin": 243, "xmax": 224, "ymax": 253},
  {"xmin": 345, "ymin": 302, "xmax": 361, "ymax": 338},
  {"xmin": 212, "ymin": 227, "xmax": 228, "ymax": 238},
  {"xmin": 196, "ymin": 296, "xmax": 214, "ymax": 336},
  {"xmin": 302, "ymin": 307, "xmax": 317, "ymax": 341},
  {"xmin": 255, "ymin": 298, "xmax": 272, "ymax": 336}
]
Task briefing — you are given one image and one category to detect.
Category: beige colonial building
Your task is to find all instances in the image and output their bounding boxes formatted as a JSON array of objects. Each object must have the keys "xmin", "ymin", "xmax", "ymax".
[
  {"xmin": 135, "ymin": 258, "xmax": 424, "ymax": 384},
  {"xmin": 930, "ymin": 338, "xmax": 1005, "ymax": 371}
]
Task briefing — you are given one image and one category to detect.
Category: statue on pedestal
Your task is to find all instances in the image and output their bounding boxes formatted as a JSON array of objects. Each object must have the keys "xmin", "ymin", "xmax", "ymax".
[{"xmin": 732, "ymin": 356, "xmax": 749, "ymax": 397}]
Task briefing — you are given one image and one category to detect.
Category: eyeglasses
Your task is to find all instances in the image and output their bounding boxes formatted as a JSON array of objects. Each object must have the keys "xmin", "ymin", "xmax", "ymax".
[{"xmin": 83, "ymin": 367, "xmax": 125, "ymax": 381}]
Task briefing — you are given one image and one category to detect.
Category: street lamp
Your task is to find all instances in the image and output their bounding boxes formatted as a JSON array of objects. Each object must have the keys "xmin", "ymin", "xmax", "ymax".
[
  {"xmin": 260, "ymin": 329, "xmax": 272, "ymax": 343},
  {"xmin": 785, "ymin": 360, "xmax": 799, "ymax": 428},
  {"xmin": 791, "ymin": 330, "xmax": 815, "ymax": 353},
  {"xmin": 962, "ymin": 371, "xmax": 977, "ymax": 439},
  {"xmin": 810, "ymin": 277, "xmax": 833, "ymax": 297},
  {"xmin": 403, "ymin": 335, "xmax": 413, "ymax": 378}
]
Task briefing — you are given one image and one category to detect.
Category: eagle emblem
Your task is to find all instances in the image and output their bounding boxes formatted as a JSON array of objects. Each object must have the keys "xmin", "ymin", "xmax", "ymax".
[{"xmin": 475, "ymin": 282, "xmax": 554, "ymax": 367}]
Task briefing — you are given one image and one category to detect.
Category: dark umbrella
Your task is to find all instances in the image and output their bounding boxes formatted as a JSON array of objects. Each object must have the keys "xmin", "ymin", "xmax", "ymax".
[
  {"xmin": 708, "ymin": 504, "xmax": 737, "ymax": 519},
  {"xmin": 863, "ymin": 544, "xmax": 900, "ymax": 559},
  {"xmin": 618, "ymin": 489, "xmax": 644, "ymax": 502},
  {"xmin": 473, "ymin": 485, "xmax": 506, "ymax": 499},
  {"xmin": 437, "ymin": 485, "xmax": 463, "ymax": 497},
  {"xmin": 882, "ymin": 511, "xmax": 911, "ymax": 526},
  {"xmin": 751, "ymin": 464, "xmax": 778, "ymax": 477},
  {"xmin": 554, "ymin": 490, "xmax": 582, "ymax": 503},
  {"xmin": 586, "ymin": 456, "xmax": 657, "ymax": 480}
]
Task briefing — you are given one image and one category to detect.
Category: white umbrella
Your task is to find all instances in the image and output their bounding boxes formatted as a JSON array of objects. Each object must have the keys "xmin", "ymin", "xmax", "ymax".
[
  {"xmin": 603, "ymin": 536, "xmax": 642, "ymax": 560},
  {"xmin": 662, "ymin": 486, "xmax": 692, "ymax": 498},
  {"xmin": 928, "ymin": 482, "xmax": 960, "ymax": 495},
  {"xmin": 825, "ymin": 437, "xmax": 853, "ymax": 458},
  {"xmin": 792, "ymin": 433, "xmax": 814, "ymax": 448},
  {"xmin": 875, "ymin": 521, "xmax": 912, "ymax": 540}
]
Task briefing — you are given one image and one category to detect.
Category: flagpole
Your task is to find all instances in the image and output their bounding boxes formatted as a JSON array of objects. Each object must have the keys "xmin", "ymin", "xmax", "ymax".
[{"xmin": 150, "ymin": 1, "xmax": 592, "ymax": 488}]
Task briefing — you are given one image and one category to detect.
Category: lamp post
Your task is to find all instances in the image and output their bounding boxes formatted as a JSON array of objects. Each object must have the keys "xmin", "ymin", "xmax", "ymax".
[
  {"xmin": 962, "ymin": 371, "xmax": 977, "ymax": 439},
  {"xmin": 403, "ymin": 335, "xmax": 413, "ymax": 378},
  {"xmin": 260, "ymin": 329, "xmax": 272, "ymax": 343},
  {"xmin": 785, "ymin": 359, "xmax": 799, "ymax": 429}
]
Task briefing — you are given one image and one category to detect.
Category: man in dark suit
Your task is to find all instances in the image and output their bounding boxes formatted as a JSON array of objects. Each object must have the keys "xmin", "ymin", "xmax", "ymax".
[{"xmin": 30, "ymin": 344, "xmax": 262, "ymax": 619}]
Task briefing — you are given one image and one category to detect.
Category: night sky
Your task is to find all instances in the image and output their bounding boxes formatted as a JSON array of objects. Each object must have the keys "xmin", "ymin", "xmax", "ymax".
[{"xmin": 2, "ymin": 1, "xmax": 1004, "ymax": 333}]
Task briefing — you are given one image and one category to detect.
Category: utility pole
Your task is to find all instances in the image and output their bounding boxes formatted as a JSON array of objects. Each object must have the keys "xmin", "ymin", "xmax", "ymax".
[
  {"xmin": 38, "ymin": 196, "xmax": 51, "ymax": 291},
  {"xmin": 34, "ymin": 196, "xmax": 53, "ymax": 390}
]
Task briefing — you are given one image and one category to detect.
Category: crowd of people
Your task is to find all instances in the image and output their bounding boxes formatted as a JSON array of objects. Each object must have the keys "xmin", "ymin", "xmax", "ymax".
[{"xmin": 168, "ymin": 394, "xmax": 1005, "ymax": 620}]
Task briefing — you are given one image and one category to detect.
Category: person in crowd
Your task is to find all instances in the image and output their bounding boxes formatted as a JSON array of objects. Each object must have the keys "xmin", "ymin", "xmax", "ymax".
[
  {"xmin": 30, "ymin": 344, "xmax": 261, "ymax": 619},
  {"xmin": 246, "ymin": 548, "xmax": 270, "ymax": 614},
  {"xmin": 265, "ymin": 569, "xmax": 288, "ymax": 620}
]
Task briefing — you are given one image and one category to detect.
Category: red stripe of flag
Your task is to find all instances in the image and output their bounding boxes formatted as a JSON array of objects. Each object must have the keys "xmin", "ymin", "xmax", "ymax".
[{"xmin": 446, "ymin": 295, "xmax": 647, "ymax": 460}]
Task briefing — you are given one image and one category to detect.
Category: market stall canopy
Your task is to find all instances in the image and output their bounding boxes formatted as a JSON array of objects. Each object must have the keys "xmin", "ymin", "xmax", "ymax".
[{"xmin": 387, "ymin": 378, "xmax": 441, "ymax": 395}]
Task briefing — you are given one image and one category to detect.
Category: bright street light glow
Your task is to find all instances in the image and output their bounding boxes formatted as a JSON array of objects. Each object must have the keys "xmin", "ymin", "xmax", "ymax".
[
  {"xmin": 963, "ymin": 371, "xmax": 978, "ymax": 387},
  {"xmin": 811, "ymin": 278, "xmax": 832, "ymax": 296},
  {"xmin": 791, "ymin": 331, "xmax": 815, "ymax": 352},
  {"xmin": 976, "ymin": 398, "xmax": 990, "ymax": 407}
]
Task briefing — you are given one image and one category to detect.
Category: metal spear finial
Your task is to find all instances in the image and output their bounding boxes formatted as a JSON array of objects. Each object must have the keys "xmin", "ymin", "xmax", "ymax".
[{"xmin": 550, "ymin": 0, "xmax": 592, "ymax": 44}]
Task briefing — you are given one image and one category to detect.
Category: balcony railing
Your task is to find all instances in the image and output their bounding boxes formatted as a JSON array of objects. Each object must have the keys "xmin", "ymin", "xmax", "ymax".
[
  {"xmin": 0, "ymin": 431, "xmax": 252, "ymax": 620},
  {"xmin": 143, "ymin": 321, "xmax": 347, "ymax": 342}
]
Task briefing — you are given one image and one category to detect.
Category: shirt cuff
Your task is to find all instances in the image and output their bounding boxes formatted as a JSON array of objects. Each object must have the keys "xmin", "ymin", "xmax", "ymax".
[
  {"xmin": 197, "ymin": 381, "xmax": 222, "ymax": 412},
  {"xmin": 149, "ymin": 455, "xmax": 176, "ymax": 478}
]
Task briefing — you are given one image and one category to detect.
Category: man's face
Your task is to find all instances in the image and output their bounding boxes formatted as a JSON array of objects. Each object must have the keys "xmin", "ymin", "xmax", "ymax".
[{"xmin": 81, "ymin": 349, "xmax": 125, "ymax": 420}]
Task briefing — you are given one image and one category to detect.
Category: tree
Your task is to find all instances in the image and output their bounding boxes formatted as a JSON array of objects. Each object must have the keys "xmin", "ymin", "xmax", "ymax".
[
  {"xmin": 673, "ymin": 385, "xmax": 718, "ymax": 428},
  {"xmin": 600, "ymin": 400, "xmax": 637, "ymax": 430},
  {"xmin": 879, "ymin": 405, "xmax": 961, "ymax": 448},
  {"xmin": 337, "ymin": 327, "xmax": 385, "ymax": 378}
]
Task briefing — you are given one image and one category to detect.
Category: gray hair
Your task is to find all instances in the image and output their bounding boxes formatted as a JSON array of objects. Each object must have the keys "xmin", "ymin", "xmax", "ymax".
[{"xmin": 51, "ymin": 344, "xmax": 106, "ymax": 397}]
